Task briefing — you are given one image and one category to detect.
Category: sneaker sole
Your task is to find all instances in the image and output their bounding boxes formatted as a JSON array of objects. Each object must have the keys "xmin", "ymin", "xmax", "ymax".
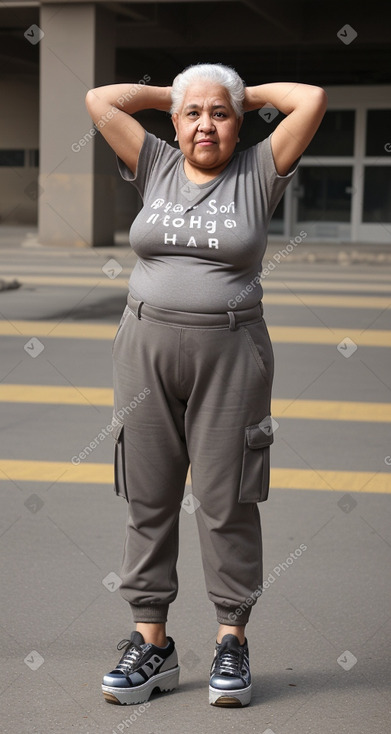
[
  {"xmin": 209, "ymin": 683, "xmax": 252, "ymax": 707},
  {"xmin": 102, "ymin": 665, "xmax": 180, "ymax": 705}
]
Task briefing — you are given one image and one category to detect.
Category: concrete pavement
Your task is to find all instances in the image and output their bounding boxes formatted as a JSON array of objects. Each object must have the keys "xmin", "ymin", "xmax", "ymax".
[{"xmin": 1, "ymin": 226, "xmax": 390, "ymax": 734}]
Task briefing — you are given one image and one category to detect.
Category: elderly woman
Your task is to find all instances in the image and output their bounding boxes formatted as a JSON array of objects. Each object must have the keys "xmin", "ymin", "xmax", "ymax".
[{"xmin": 85, "ymin": 64, "xmax": 326, "ymax": 708}]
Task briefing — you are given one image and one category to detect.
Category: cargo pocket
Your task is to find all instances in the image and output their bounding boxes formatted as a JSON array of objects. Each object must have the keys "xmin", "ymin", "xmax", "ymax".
[
  {"xmin": 111, "ymin": 417, "xmax": 128, "ymax": 501},
  {"xmin": 238, "ymin": 418, "xmax": 274, "ymax": 503}
]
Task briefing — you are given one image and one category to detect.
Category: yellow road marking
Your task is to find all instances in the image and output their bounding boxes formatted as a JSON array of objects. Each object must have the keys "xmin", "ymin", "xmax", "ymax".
[
  {"xmin": 0, "ymin": 460, "xmax": 390, "ymax": 493},
  {"xmin": 265, "ymin": 280, "xmax": 391, "ymax": 293},
  {"xmin": 0, "ymin": 321, "xmax": 116, "ymax": 340},
  {"xmin": 272, "ymin": 399, "xmax": 391, "ymax": 422},
  {"xmin": 270, "ymin": 468, "xmax": 391, "ymax": 493},
  {"xmin": 6, "ymin": 269, "xmax": 391, "ymax": 291},
  {"xmin": 4, "ymin": 262, "xmax": 391, "ymax": 283},
  {"xmin": 1, "ymin": 264, "xmax": 133, "ymax": 275},
  {"xmin": 0, "ymin": 460, "xmax": 113, "ymax": 484},
  {"xmin": 1, "ymin": 385, "xmax": 391, "ymax": 423},
  {"xmin": 8, "ymin": 275, "xmax": 128, "ymax": 288},
  {"xmin": 269, "ymin": 272, "xmax": 391, "ymax": 282},
  {"xmin": 269, "ymin": 326, "xmax": 391, "ymax": 347},
  {"xmin": 0, "ymin": 384, "xmax": 114, "ymax": 406},
  {"xmin": 8, "ymin": 273, "xmax": 391, "ymax": 308},
  {"xmin": 1, "ymin": 321, "xmax": 391, "ymax": 347},
  {"xmin": 265, "ymin": 294, "xmax": 391, "ymax": 309}
]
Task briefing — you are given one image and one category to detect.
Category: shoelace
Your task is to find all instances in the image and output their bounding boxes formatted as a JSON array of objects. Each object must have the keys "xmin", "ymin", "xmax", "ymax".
[
  {"xmin": 214, "ymin": 645, "xmax": 243, "ymax": 677},
  {"xmin": 115, "ymin": 639, "xmax": 144, "ymax": 673}
]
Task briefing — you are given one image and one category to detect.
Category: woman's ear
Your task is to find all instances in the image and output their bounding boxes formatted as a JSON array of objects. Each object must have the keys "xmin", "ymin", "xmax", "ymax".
[{"xmin": 172, "ymin": 113, "xmax": 178, "ymax": 142}]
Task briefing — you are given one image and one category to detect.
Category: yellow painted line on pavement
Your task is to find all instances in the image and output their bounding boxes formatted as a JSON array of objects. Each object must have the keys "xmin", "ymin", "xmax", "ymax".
[
  {"xmin": 272, "ymin": 399, "xmax": 391, "ymax": 422},
  {"xmin": 270, "ymin": 468, "xmax": 391, "ymax": 494},
  {"xmin": 10, "ymin": 275, "xmax": 128, "ymax": 288},
  {"xmin": 0, "ymin": 384, "xmax": 114, "ymax": 406},
  {"xmin": 1, "ymin": 385, "xmax": 391, "ymax": 423},
  {"xmin": 1, "ymin": 321, "xmax": 391, "ymax": 347},
  {"xmin": 265, "ymin": 280, "xmax": 391, "ymax": 293},
  {"xmin": 4, "ymin": 262, "xmax": 391, "ymax": 283},
  {"xmin": 265, "ymin": 293, "xmax": 391, "ymax": 309},
  {"xmin": 269, "ymin": 326, "xmax": 391, "ymax": 348},
  {"xmin": 0, "ymin": 320, "xmax": 116, "ymax": 340},
  {"xmin": 0, "ymin": 460, "xmax": 113, "ymax": 484},
  {"xmin": 270, "ymin": 271, "xmax": 391, "ymax": 282},
  {"xmin": 1, "ymin": 264, "xmax": 132, "ymax": 275},
  {"xmin": 8, "ymin": 271, "xmax": 391, "ymax": 293},
  {"xmin": 0, "ymin": 460, "xmax": 390, "ymax": 493},
  {"xmin": 9, "ymin": 274, "xmax": 391, "ymax": 308}
]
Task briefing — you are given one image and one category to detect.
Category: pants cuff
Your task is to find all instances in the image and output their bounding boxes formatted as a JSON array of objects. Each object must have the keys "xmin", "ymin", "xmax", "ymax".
[
  {"xmin": 129, "ymin": 603, "xmax": 169, "ymax": 623},
  {"xmin": 215, "ymin": 602, "xmax": 254, "ymax": 626}
]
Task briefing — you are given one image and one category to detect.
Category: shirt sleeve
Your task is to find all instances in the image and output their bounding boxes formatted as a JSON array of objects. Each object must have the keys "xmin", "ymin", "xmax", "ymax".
[
  {"xmin": 256, "ymin": 132, "xmax": 301, "ymax": 218},
  {"xmin": 116, "ymin": 131, "xmax": 179, "ymax": 200}
]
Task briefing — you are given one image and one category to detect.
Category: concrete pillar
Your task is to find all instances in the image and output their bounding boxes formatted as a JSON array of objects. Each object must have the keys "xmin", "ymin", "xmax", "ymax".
[{"xmin": 38, "ymin": 3, "xmax": 116, "ymax": 247}]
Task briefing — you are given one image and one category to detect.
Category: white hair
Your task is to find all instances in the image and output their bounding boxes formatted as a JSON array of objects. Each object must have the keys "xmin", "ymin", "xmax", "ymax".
[{"xmin": 170, "ymin": 63, "xmax": 245, "ymax": 118}]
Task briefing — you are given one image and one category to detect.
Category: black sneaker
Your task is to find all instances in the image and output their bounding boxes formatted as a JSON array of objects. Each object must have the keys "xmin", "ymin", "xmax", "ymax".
[
  {"xmin": 102, "ymin": 630, "xmax": 180, "ymax": 705},
  {"xmin": 209, "ymin": 633, "xmax": 252, "ymax": 707}
]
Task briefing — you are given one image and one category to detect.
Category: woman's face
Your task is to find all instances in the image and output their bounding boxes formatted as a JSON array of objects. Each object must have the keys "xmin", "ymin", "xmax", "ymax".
[{"xmin": 172, "ymin": 81, "xmax": 242, "ymax": 175}]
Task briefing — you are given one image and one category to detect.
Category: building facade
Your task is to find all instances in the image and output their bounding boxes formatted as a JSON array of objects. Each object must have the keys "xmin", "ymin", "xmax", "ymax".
[{"xmin": 1, "ymin": 0, "xmax": 391, "ymax": 245}]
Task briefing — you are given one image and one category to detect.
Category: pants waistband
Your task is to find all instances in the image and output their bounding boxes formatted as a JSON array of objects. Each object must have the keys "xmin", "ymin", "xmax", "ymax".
[{"xmin": 126, "ymin": 292, "xmax": 263, "ymax": 330}]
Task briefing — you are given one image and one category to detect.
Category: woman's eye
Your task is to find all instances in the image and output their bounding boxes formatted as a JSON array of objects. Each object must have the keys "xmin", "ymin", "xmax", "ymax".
[{"xmin": 214, "ymin": 112, "xmax": 226, "ymax": 118}]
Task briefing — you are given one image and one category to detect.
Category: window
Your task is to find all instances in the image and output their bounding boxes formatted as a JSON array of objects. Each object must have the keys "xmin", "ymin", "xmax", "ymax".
[
  {"xmin": 366, "ymin": 110, "xmax": 391, "ymax": 157},
  {"xmin": 0, "ymin": 150, "xmax": 25, "ymax": 166},
  {"xmin": 304, "ymin": 111, "xmax": 355, "ymax": 157},
  {"xmin": 297, "ymin": 166, "xmax": 353, "ymax": 222},
  {"xmin": 363, "ymin": 167, "xmax": 391, "ymax": 223},
  {"xmin": 0, "ymin": 149, "xmax": 39, "ymax": 167}
]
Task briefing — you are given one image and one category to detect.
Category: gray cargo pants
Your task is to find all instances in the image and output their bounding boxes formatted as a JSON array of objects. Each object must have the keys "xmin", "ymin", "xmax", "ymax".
[{"xmin": 111, "ymin": 292, "xmax": 275, "ymax": 627}]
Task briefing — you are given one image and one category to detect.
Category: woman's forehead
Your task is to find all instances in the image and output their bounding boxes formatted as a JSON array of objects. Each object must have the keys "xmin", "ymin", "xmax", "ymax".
[{"xmin": 182, "ymin": 82, "xmax": 231, "ymax": 107}]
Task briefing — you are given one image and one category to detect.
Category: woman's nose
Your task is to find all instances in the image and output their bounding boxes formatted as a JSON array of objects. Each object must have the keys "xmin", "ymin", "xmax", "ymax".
[{"xmin": 198, "ymin": 114, "xmax": 215, "ymax": 133}]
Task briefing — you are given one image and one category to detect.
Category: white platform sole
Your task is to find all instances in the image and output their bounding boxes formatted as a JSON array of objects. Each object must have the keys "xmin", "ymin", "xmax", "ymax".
[{"xmin": 102, "ymin": 665, "xmax": 180, "ymax": 705}]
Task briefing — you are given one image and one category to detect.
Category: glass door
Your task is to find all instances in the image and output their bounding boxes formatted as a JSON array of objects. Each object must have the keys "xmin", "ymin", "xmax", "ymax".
[
  {"xmin": 357, "ymin": 110, "xmax": 391, "ymax": 243},
  {"xmin": 293, "ymin": 165, "xmax": 353, "ymax": 239},
  {"xmin": 290, "ymin": 110, "xmax": 355, "ymax": 240}
]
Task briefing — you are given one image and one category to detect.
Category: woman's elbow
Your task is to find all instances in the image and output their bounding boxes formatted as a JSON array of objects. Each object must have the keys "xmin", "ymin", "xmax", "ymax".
[
  {"xmin": 311, "ymin": 86, "xmax": 328, "ymax": 112},
  {"xmin": 85, "ymin": 88, "xmax": 98, "ymax": 112}
]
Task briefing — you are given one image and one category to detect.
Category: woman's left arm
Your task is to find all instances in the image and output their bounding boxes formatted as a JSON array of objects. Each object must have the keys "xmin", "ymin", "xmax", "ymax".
[{"xmin": 244, "ymin": 82, "xmax": 328, "ymax": 176}]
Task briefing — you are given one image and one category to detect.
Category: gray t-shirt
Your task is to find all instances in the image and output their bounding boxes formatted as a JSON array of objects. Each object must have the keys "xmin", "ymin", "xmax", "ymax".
[{"xmin": 117, "ymin": 131, "xmax": 300, "ymax": 312}]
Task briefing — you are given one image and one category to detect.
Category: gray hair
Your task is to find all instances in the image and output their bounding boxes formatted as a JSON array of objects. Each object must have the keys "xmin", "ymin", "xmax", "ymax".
[{"xmin": 170, "ymin": 63, "xmax": 245, "ymax": 118}]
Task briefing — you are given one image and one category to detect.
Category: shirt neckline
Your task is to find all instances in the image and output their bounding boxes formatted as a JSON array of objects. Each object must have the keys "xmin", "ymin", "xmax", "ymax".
[{"xmin": 178, "ymin": 153, "xmax": 236, "ymax": 189}]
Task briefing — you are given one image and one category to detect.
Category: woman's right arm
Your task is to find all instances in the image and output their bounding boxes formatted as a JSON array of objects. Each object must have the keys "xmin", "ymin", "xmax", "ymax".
[{"xmin": 85, "ymin": 84, "xmax": 172, "ymax": 174}]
